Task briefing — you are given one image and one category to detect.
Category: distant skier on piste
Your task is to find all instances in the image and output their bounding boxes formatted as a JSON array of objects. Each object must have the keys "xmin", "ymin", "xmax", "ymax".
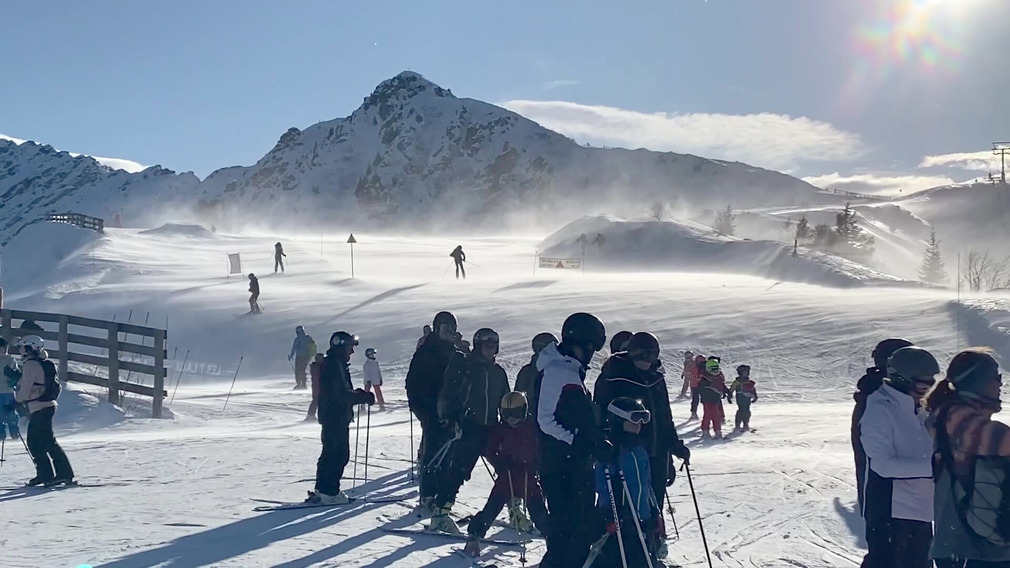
[
  {"xmin": 0, "ymin": 337, "xmax": 22, "ymax": 440},
  {"xmin": 247, "ymin": 273, "xmax": 261, "ymax": 313},
  {"xmin": 593, "ymin": 332, "xmax": 690, "ymax": 560},
  {"xmin": 307, "ymin": 331, "xmax": 375, "ymax": 505},
  {"xmin": 450, "ymin": 245, "xmax": 466, "ymax": 280},
  {"xmin": 405, "ymin": 311, "xmax": 461, "ymax": 514},
  {"xmin": 362, "ymin": 348, "xmax": 385, "ymax": 411},
  {"xmin": 536, "ymin": 312, "xmax": 608, "ymax": 568},
  {"xmin": 15, "ymin": 335, "xmax": 74, "ymax": 487},
  {"xmin": 429, "ymin": 327, "xmax": 510, "ymax": 535},
  {"xmin": 728, "ymin": 364, "xmax": 758, "ymax": 432},
  {"xmin": 274, "ymin": 242, "xmax": 286, "ymax": 273},
  {"xmin": 678, "ymin": 350, "xmax": 696, "ymax": 399},
  {"xmin": 463, "ymin": 391, "xmax": 550, "ymax": 558},
  {"xmin": 288, "ymin": 326, "xmax": 316, "ymax": 390},
  {"xmin": 698, "ymin": 356, "xmax": 728, "ymax": 438}
]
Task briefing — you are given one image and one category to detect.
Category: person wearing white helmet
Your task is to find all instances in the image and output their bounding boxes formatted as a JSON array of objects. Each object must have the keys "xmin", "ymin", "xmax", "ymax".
[
  {"xmin": 362, "ymin": 348, "xmax": 385, "ymax": 411},
  {"xmin": 13, "ymin": 335, "xmax": 74, "ymax": 487}
]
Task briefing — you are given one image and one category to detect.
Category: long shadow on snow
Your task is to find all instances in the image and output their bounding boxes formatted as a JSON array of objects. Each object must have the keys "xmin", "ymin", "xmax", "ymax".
[
  {"xmin": 833, "ymin": 496, "xmax": 867, "ymax": 548},
  {"xmin": 326, "ymin": 284, "xmax": 427, "ymax": 324},
  {"xmin": 95, "ymin": 471, "xmax": 410, "ymax": 568},
  {"xmin": 493, "ymin": 280, "xmax": 556, "ymax": 293}
]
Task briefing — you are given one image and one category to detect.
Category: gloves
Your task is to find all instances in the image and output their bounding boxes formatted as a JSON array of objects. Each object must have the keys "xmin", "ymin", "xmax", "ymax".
[
  {"xmin": 672, "ymin": 442, "xmax": 691, "ymax": 465},
  {"xmin": 593, "ymin": 439, "xmax": 615, "ymax": 464},
  {"xmin": 353, "ymin": 388, "xmax": 376, "ymax": 406},
  {"xmin": 3, "ymin": 365, "xmax": 20, "ymax": 381},
  {"xmin": 725, "ymin": 393, "xmax": 733, "ymax": 405},
  {"xmin": 606, "ymin": 521, "xmax": 618, "ymax": 535},
  {"xmin": 666, "ymin": 455, "xmax": 677, "ymax": 487}
]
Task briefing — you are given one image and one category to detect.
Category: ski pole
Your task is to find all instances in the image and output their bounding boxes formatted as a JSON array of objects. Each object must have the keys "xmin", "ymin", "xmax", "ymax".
[
  {"xmin": 665, "ymin": 487, "xmax": 680, "ymax": 539},
  {"xmin": 481, "ymin": 456, "xmax": 497, "ymax": 481},
  {"xmin": 443, "ymin": 261, "xmax": 453, "ymax": 276},
  {"xmin": 618, "ymin": 468, "xmax": 655, "ymax": 568},
  {"xmin": 364, "ymin": 403, "xmax": 371, "ymax": 486},
  {"xmin": 169, "ymin": 349, "xmax": 190, "ymax": 405},
  {"xmin": 507, "ymin": 469, "xmax": 527, "ymax": 564},
  {"xmin": 604, "ymin": 464, "xmax": 629, "ymax": 568},
  {"xmin": 683, "ymin": 463, "xmax": 714, "ymax": 568},
  {"xmin": 409, "ymin": 411, "xmax": 415, "ymax": 483},
  {"xmin": 222, "ymin": 356, "xmax": 244, "ymax": 412},
  {"xmin": 464, "ymin": 260, "xmax": 481, "ymax": 269},
  {"xmin": 18, "ymin": 430, "xmax": 32, "ymax": 460},
  {"xmin": 1, "ymin": 436, "xmax": 5, "ymax": 467},
  {"xmin": 353, "ymin": 404, "xmax": 361, "ymax": 488}
]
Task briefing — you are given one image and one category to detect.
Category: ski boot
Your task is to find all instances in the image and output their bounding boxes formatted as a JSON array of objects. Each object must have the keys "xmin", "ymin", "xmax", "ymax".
[
  {"xmin": 25, "ymin": 477, "xmax": 46, "ymax": 487},
  {"xmin": 44, "ymin": 477, "xmax": 75, "ymax": 488},
  {"xmin": 700, "ymin": 430, "xmax": 710, "ymax": 439},
  {"xmin": 306, "ymin": 490, "xmax": 350, "ymax": 505},
  {"xmin": 409, "ymin": 496, "xmax": 436, "ymax": 518},
  {"xmin": 507, "ymin": 498, "xmax": 534, "ymax": 533},
  {"xmin": 689, "ymin": 413, "xmax": 699, "ymax": 421},
  {"xmin": 657, "ymin": 539, "xmax": 670, "ymax": 559},
  {"xmin": 428, "ymin": 502, "xmax": 462, "ymax": 535},
  {"xmin": 463, "ymin": 535, "xmax": 481, "ymax": 557}
]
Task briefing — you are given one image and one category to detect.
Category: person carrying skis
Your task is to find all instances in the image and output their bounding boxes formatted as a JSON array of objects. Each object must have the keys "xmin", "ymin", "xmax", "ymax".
[
  {"xmin": 247, "ymin": 273, "xmax": 261, "ymax": 313},
  {"xmin": 305, "ymin": 353, "xmax": 324, "ymax": 421},
  {"xmin": 516, "ymin": 332, "xmax": 558, "ymax": 396},
  {"xmin": 928, "ymin": 348, "xmax": 1010, "ymax": 567},
  {"xmin": 690, "ymin": 354, "xmax": 707, "ymax": 420},
  {"xmin": 698, "ymin": 356, "xmax": 728, "ymax": 438},
  {"xmin": 405, "ymin": 311, "xmax": 461, "ymax": 514},
  {"xmin": 288, "ymin": 326, "xmax": 316, "ymax": 390},
  {"xmin": 536, "ymin": 312, "xmax": 609, "ymax": 568},
  {"xmin": 274, "ymin": 242, "xmax": 286, "ymax": 273},
  {"xmin": 14, "ymin": 335, "xmax": 74, "ymax": 486},
  {"xmin": 464, "ymin": 391, "xmax": 551, "ymax": 557},
  {"xmin": 678, "ymin": 350, "xmax": 695, "ymax": 399},
  {"xmin": 308, "ymin": 331, "xmax": 375, "ymax": 505},
  {"xmin": 450, "ymin": 245, "xmax": 466, "ymax": 280},
  {"xmin": 0, "ymin": 337, "xmax": 22, "ymax": 440},
  {"xmin": 852, "ymin": 338, "xmax": 913, "ymax": 511},
  {"xmin": 593, "ymin": 332, "xmax": 690, "ymax": 561},
  {"xmin": 592, "ymin": 397, "xmax": 661, "ymax": 568},
  {"xmin": 860, "ymin": 346, "xmax": 939, "ymax": 568},
  {"xmin": 362, "ymin": 348, "xmax": 385, "ymax": 411},
  {"xmin": 429, "ymin": 327, "xmax": 511, "ymax": 534},
  {"xmin": 728, "ymin": 365, "xmax": 758, "ymax": 432}
]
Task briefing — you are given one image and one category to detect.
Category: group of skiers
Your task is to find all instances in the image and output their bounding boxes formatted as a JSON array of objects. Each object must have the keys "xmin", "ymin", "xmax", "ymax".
[
  {"xmin": 0, "ymin": 335, "xmax": 75, "ymax": 487},
  {"xmin": 852, "ymin": 339, "xmax": 1010, "ymax": 568},
  {"xmin": 400, "ymin": 310, "xmax": 698, "ymax": 567},
  {"xmin": 290, "ymin": 326, "xmax": 386, "ymax": 421},
  {"xmin": 677, "ymin": 351, "xmax": 759, "ymax": 439}
]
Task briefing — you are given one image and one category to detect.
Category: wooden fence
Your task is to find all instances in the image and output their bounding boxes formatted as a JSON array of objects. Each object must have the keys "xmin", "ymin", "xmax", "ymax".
[
  {"xmin": 46, "ymin": 212, "xmax": 105, "ymax": 234},
  {"xmin": 0, "ymin": 309, "xmax": 167, "ymax": 418}
]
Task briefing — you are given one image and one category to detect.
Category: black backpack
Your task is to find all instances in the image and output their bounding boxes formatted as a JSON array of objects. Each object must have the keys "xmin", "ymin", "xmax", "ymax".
[{"xmin": 31, "ymin": 359, "xmax": 62, "ymax": 402}]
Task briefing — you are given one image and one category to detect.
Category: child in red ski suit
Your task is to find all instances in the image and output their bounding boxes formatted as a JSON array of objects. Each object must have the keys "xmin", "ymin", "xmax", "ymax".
[
  {"xmin": 465, "ymin": 392, "xmax": 550, "ymax": 555},
  {"xmin": 698, "ymin": 357, "xmax": 729, "ymax": 438},
  {"xmin": 728, "ymin": 365, "xmax": 759, "ymax": 432}
]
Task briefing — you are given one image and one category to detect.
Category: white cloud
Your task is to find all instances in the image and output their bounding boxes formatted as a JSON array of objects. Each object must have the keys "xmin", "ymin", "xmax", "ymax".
[
  {"xmin": 501, "ymin": 100, "xmax": 865, "ymax": 171},
  {"xmin": 802, "ymin": 172, "xmax": 957, "ymax": 196},
  {"xmin": 919, "ymin": 150, "xmax": 999, "ymax": 171},
  {"xmin": 543, "ymin": 79, "xmax": 580, "ymax": 90},
  {"xmin": 0, "ymin": 132, "xmax": 146, "ymax": 173}
]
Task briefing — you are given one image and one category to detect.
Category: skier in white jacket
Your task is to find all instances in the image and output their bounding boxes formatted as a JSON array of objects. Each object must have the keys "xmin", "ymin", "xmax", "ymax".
[
  {"xmin": 363, "ymin": 348, "xmax": 385, "ymax": 411},
  {"xmin": 859, "ymin": 346, "xmax": 940, "ymax": 568}
]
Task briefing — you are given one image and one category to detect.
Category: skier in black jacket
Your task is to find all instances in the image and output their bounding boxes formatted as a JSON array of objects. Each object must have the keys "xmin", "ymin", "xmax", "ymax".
[
  {"xmin": 594, "ymin": 331, "xmax": 690, "ymax": 561},
  {"xmin": 405, "ymin": 311, "xmax": 461, "ymax": 512},
  {"xmin": 536, "ymin": 312, "xmax": 609, "ymax": 568},
  {"xmin": 309, "ymin": 331, "xmax": 374, "ymax": 505},
  {"xmin": 515, "ymin": 332, "xmax": 558, "ymax": 396},
  {"xmin": 851, "ymin": 338, "xmax": 913, "ymax": 511}
]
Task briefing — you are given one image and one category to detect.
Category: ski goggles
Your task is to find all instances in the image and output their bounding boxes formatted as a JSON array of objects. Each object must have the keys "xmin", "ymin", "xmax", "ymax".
[
  {"xmin": 607, "ymin": 402, "xmax": 651, "ymax": 425},
  {"xmin": 630, "ymin": 348, "xmax": 660, "ymax": 364}
]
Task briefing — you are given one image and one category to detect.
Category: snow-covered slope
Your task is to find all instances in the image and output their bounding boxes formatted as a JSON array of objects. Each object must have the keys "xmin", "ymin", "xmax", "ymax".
[
  {"xmin": 893, "ymin": 182, "xmax": 1010, "ymax": 256},
  {"xmin": 539, "ymin": 216, "xmax": 915, "ymax": 287}
]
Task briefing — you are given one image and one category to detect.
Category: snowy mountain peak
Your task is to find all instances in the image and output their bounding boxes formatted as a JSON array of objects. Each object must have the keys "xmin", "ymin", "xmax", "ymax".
[{"xmin": 364, "ymin": 71, "xmax": 454, "ymax": 109}]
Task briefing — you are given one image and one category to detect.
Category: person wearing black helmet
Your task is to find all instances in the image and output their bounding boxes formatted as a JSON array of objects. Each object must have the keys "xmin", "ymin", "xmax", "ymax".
[
  {"xmin": 860, "ymin": 346, "xmax": 939, "ymax": 568},
  {"xmin": 536, "ymin": 312, "xmax": 608, "ymax": 568},
  {"xmin": 430, "ymin": 327, "xmax": 511, "ymax": 534},
  {"xmin": 852, "ymin": 338, "xmax": 914, "ymax": 511},
  {"xmin": 516, "ymin": 332, "xmax": 558, "ymax": 396},
  {"xmin": 406, "ymin": 311, "xmax": 461, "ymax": 513},
  {"xmin": 594, "ymin": 331, "xmax": 689, "ymax": 561},
  {"xmin": 308, "ymin": 331, "xmax": 375, "ymax": 505},
  {"xmin": 610, "ymin": 331, "xmax": 633, "ymax": 354}
]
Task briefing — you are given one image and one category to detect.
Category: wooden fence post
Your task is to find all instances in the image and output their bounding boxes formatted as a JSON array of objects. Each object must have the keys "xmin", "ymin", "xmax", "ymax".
[
  {"xmin": 0, "ymin": 309, "xmax": 10, "ymax": 347},
  {"xmin": 153, "ymin": 329, "xmax": 166, "ymax": 418},
  {"xmin": 58, "ymin": 315, "xmax": 69, "ymax": 383},
  {"xmin": 107, "ymin": 322, "xmax": 120, "ymax": 405}
]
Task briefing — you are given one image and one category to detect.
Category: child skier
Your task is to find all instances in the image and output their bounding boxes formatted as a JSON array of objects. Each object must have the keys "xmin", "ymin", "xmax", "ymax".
[
  {"xmin": 464, "ymin": 391, "xmax": 550, "ymax": 557},
  {"xmin": 305, "ymin": 353, "xmax": 324, "ymax": 421},
  {"xmin": 728, "ymin": 365, "xmax": 759, "ymax": 432},
  {"xmin": 0, "ymin": 338, "xmax": 21, "ymax": 440},
  {"xmin": 362, "ymin": 348, "xmax": 386, "ymax": 411},
  {"xmin": 698, "ymin": 357, "xmax": 728, "ymax": 438},
  {"xmin": 593, "ymin": 397, "xmax": 661, "ymax": 568},
  {"xmin": 690, "ymin": 354, "xmax": 707, "ymax": 420}
]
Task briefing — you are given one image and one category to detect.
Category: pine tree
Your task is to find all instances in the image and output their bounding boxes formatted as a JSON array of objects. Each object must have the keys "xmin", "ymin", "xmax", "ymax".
[
  {"xmin": 919, "ymin": 230, "xmax": 948, "ymax": 285},
  {"xmin": 833, "ymin": 203, "xmax": 875, "ymax": 259},
  {"xmin": 714, "ymin": 205, "xmax": 736, "ymax": 236},
  {"xmin": 795, "ymin": 216, "xmax": 813, "ymax": 241}
]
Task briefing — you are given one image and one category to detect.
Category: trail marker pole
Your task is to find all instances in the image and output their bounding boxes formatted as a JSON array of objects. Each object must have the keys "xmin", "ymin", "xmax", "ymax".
[{"xmin": 347, "ymin": 234, "xmax": 357, "ymax": 278}]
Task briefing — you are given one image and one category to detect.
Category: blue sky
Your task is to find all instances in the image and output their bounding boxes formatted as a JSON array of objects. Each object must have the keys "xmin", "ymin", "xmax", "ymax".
[{"xmin": 2, "ymin": 0, "xmax": 1007, "ymax": 194}]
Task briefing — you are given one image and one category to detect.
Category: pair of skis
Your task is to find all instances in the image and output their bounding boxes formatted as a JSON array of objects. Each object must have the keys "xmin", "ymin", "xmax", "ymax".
[{"xmin": 251, "ymin": 493, "xmax": 409, "ymax": 512}]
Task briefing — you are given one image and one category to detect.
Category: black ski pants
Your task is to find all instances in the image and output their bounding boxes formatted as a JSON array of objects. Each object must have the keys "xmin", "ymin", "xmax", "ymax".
[
  {"xmin": 935, "ymin": 561, "xmax": 1010, "ymax": 568},
  {"xmin": 412, "ymin": 403, "xmax": 444, "ymax": 500},
  {"xmin": 454, "ymin": 259, "xmax": 465, "ymax": 279},
  {"xmin": 27, "ymin": 406, "xmax": 73, "ymax": 482},
  {"xmin": 690, "ymin": 387, "xmax": 700, "ymax": 416},
  {"xmin": 860, "ymin": 517, "xmax": 932, "ymax": 568},
  {"xmin": 650, "ymin": 451, "xmax": 670, "ymax": 538},
  {"xmin": 275, "ymin": 255, "xmax": 284, "ymax": 273},
  {"xmin": 468, "ymin": 468, "xmax": 550, "ymax": 539},
  {"xmin": 541, "ymin": 463, "xmax": 599, "ymax": 568},
  {"xmin": 315, "ymin": 421, "xmax": 350, "ymax": 496},
  {"xmin": 735, "ymin": 398, "xmax": 753, "ymax": 429},
  {"xmin": 597, "ymin": 521, "xmax": 659, "ymax": 568},
  {"xmin": 434, "ymin": 422, "xmax": 488, "ymax": 509}
]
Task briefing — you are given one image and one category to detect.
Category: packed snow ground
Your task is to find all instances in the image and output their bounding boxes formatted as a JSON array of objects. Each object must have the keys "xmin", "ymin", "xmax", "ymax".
[{"xmin": 0, "ymin": 222, "xmax": 988, "ymax": 567}]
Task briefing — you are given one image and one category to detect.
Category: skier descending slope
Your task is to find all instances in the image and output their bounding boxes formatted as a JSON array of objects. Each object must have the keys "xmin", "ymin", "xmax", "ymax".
[
  {"xmin": 851, "ymin": 338, "xmax": 913, "ymax": 511},
  {"xmin": 450, "ymin": 245, "xmax": 467, "ymax": 280},
  {"xmin": 536, "ymin": 312, "xmax": 608, "ymax": 568},
  {"xmin": 307, "ymin": 331, "xmax": 375, "ymax": 505},
  {"xmin": 594, "ymin": 332, "xmax": 690, "ymax": 560},
  {"xmin": 406, "ymin": 311, "xmax": 461, "ymax": 514},
  {"xmin": 429, "ymin": 328, "xmax": 510, "ymax": 535}
]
